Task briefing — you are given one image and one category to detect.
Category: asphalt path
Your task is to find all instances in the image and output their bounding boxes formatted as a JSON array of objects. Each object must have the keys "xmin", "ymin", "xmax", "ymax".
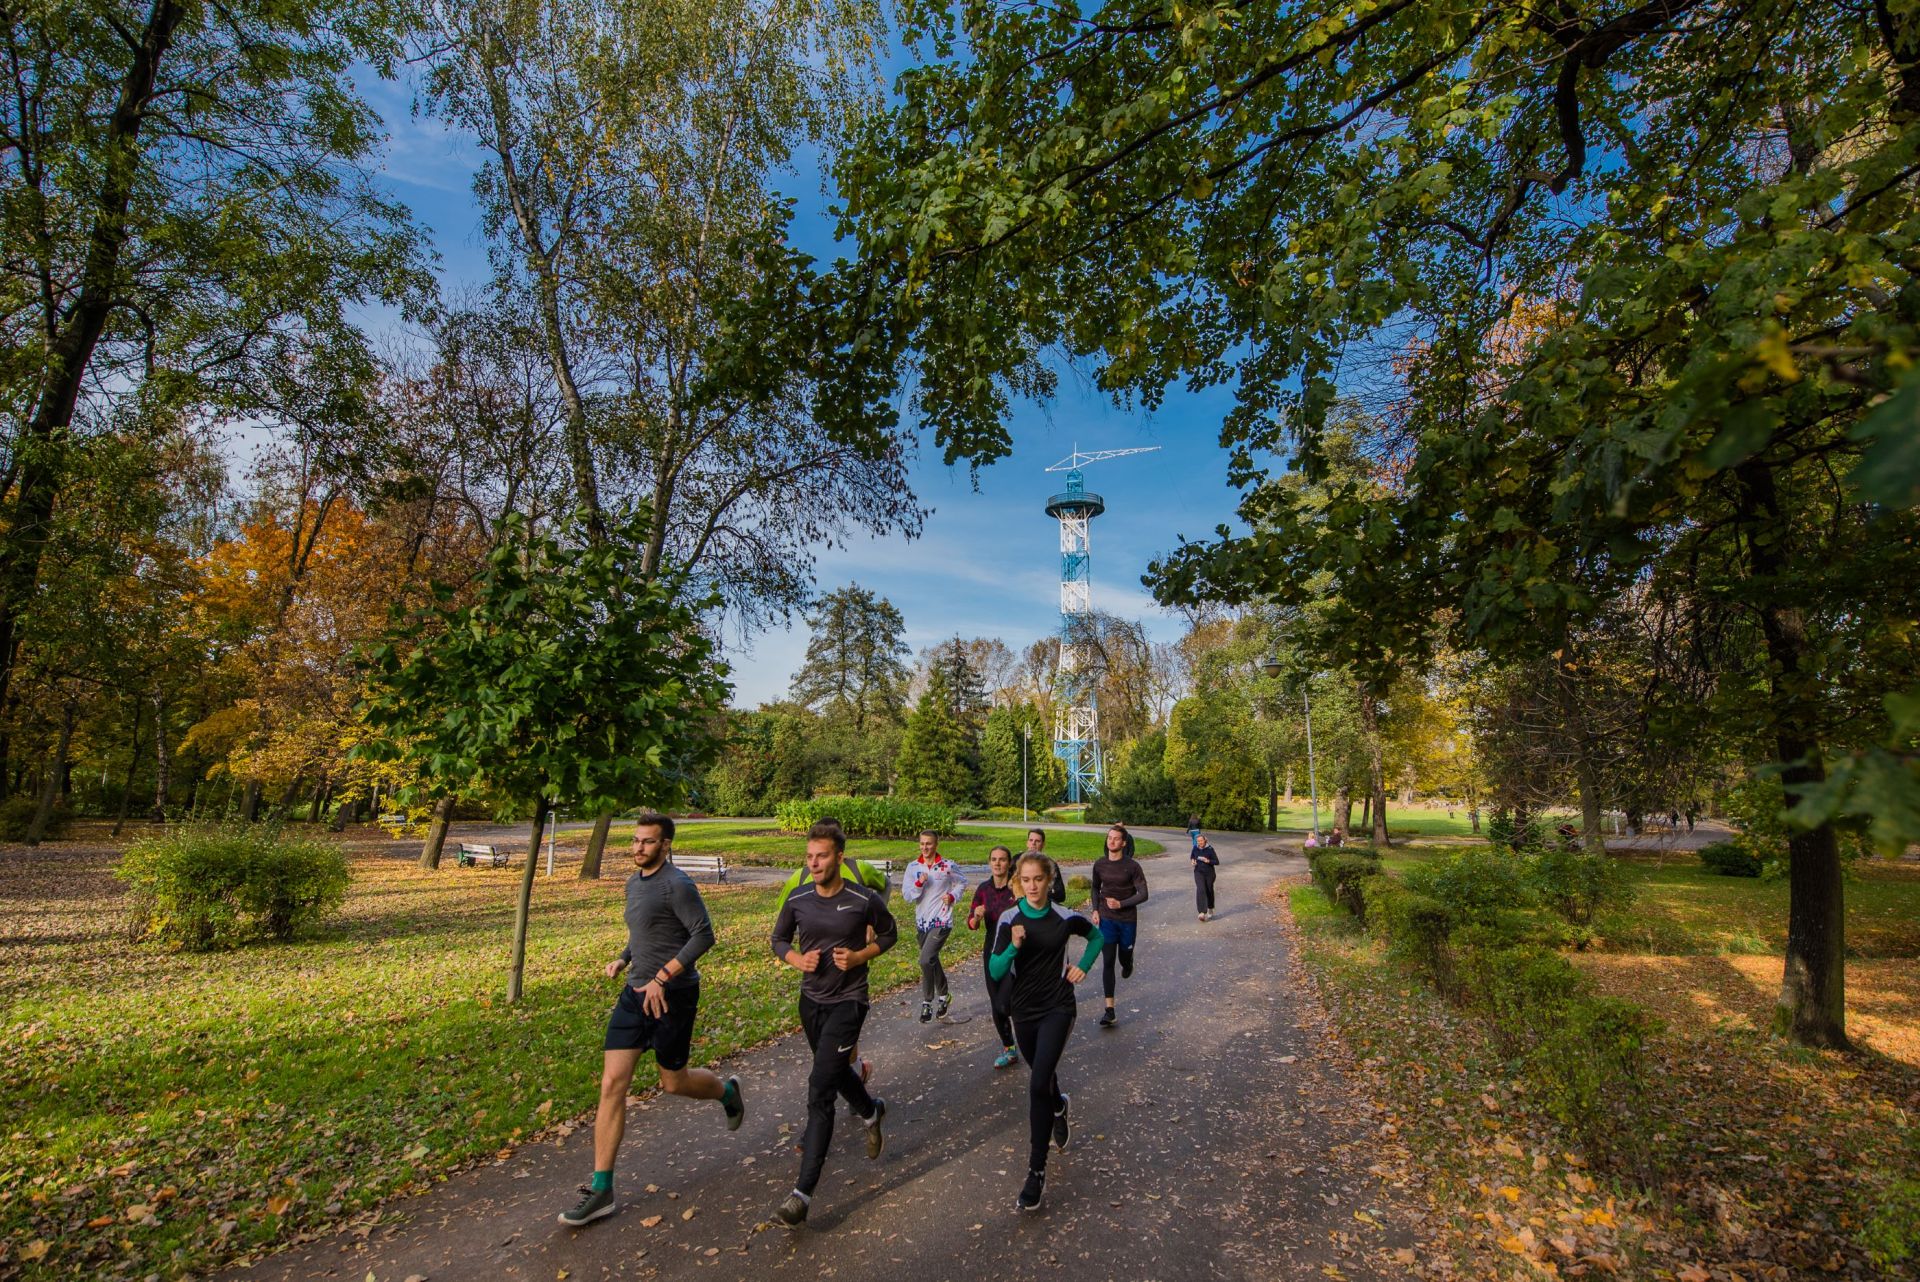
[{"xmin": 227, "ymin": 827, "xmax": 1408, "ymax": 1282}]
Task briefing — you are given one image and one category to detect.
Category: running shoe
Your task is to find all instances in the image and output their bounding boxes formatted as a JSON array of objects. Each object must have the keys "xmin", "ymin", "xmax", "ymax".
[
  {"xmin": 935, "ymin": 993, "xmax": 952, "ymax": 1020},
  {"xmin": 774, "ymin": 1191, "xmax": 809, "ymax": 1228},
  {"xmin": 1052, "ymin": 1093, "xmax": 1071, "ymax": 1151},
  {"xmin": 1120, "ymin": 949, "xmax": 1134, "ymax": 979},
  {"xmin": 721, "ymin": 1075, "xmax": 744, "ymax": 1131},
  {"xmin": 1015, "ymin": 1169, "xmax": 1046, "ymax": 1213},
  {"xmin": 1098, "ymin": 1007, "xmax": 1116, "ymax": 1029},
  {"xmin": 558, "ymin": 1184, "xmax": 615, "ymax": 1227},
  {"xmin": 865, "ymin": 1098, "xmax": 887, "ymax": 1159},
  {"xmin": 994, "ymin": 1046, "xmax": 1019, "ymax": 1069},
  {"xmin": 919, "ymin": 1001, "xmax": 933, "ymax": 1023}
]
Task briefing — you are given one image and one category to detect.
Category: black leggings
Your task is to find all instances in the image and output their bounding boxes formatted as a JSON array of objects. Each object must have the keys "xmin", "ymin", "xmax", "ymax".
[
  {"xmin": 1013, "ymin": 1006, "xmax": 1075, "ymax": 1173},
  {"xmin": 1194, "ymin": 863, "xmax": 1217, "ymax": 913},
  {"xmin": 796, "ymin": 997, "xmax": 875, "ymax": 1195},
  {"xmin": 985, "ymin": 955, "xmax": 1015, "ymax": 1049}
]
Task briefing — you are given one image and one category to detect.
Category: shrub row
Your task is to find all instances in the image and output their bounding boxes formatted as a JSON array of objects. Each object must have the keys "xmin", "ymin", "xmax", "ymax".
[
  {"xmin": 773, "ymin": 795, "xmax": 957, "ymax": 839},
  {"xmin": 1318, "ymin": 848, "xmax": 1654, "ymax": 1173},
  {"xmin": 116, "ymin": 827, "xmax": 352, "ymax": 951}
]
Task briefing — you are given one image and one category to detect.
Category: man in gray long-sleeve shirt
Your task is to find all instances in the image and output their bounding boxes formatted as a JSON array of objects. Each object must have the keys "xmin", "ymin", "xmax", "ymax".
[{"xmin": 559, "ymin": 813, "xmax": 745, "ymax": 1228}]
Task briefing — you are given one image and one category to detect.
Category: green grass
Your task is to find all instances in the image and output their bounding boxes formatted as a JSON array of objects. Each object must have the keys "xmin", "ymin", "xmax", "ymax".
[
  {"xmin": 1265, "ymin": 801, "xmax": 1487, "ymax": 837},
  {"xmin": 0, "ymin": 850, "xmax": 985, "ymax": 1279},
  {"xmin": 591, "ymin": 821, "xmax": 1162, "ymax": 865}
]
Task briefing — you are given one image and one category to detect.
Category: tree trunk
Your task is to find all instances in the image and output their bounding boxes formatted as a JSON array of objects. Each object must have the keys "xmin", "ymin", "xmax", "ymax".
[
  {"xmin": 1334, "ymin": 784, "xmax": 1353, "ymax": 835},
  {"xmin": 1361, "ymin": 689, "xmax": 1389, "ymax": 846},
  {"xmin": 240, "ymin": 778, "xmax": 263, "ymax": 823},
  {"xmin": 1734, "ymin": 459, "xmax": 1847, "ymax": 1048},
  {"xmin": 25, "ymin": 701, "xmax": 75, "ymax": 844},
  {"xmin": 149, "ymin": 691, "xmax": 171, "ymax": 822},
  {"xmin": 1468, "ymin": 783, "xmax": 1481, "ymax": 833},
  {"xmin": 508, "ymin": 797, "xmax": 552, "ymax": 1004},
  {"xmin": 111, "ymin": 697, "xmax": 145, "ymax": 837},
  {"xmin": 1360, "ymin": 793, "xmax": 1371, "ymax": 831},
  {"xmin": 579, "ymin": 811, "xmax": 614, "ymax": 879},
  {"xmin": 308, "ymin": 780, "xmax": 328, "ymax": 824},
  {"xmin": 1283, "ymin": 763, "xmax": 1295, "ymax": 805},
  {"xmin": 419, "ymin": 796, "xmax": 454, "ymax": 869},
  {"xmin": 1266, "ymin": 767, "xmax": 1278, "ymax": 833},
  {"xmin": 269, "ymin": 774, "xmax": 305, "ymax": 821},
  {"xmin": 0, "ymin": 1, "xmax": 188, "ymax": 722}
]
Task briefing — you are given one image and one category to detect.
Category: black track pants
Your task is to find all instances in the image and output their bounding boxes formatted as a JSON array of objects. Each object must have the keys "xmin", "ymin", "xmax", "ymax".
[
  {"xmin": 1194, "ymin": 863, "xmax": 1217, "ymax": 913},
  {"xmin": 796, "ymin": 996, "xmax": 874, "ymax": 1195}
]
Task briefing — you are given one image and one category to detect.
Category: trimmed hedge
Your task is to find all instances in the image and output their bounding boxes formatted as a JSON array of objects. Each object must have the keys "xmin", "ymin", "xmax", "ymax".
[
  {"xmin": 117, "ymin": 826, "xmax": 352, "ymax": 951},
  {"xmin": 1698, "ymin": 840, "xmax": 1763, "ymax": 877},
  {"xmin": 1307, "ymin": 849, "xmax": 1381, "ymax": 917},
  {"xmin": 773, "ymin": 795, "xmax": 957, "ymax": 839}
]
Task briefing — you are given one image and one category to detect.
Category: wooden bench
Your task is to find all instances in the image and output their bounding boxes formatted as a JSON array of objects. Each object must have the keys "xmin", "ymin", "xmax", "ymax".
[
  {"xmin": 671, "ymin": 853, "xmax": 729, "ymax": 883},
  {"xmin": 456, "ymin": 842, "xmax": 509, "ymax": 868},
  {"xmin": 378, "ymin": 812, "xmax": 408, "ymax": 826}
]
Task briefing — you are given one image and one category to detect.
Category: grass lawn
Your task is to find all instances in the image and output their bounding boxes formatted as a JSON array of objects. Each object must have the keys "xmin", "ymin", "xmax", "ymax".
[
  {"xmin": 1284, "ymin": 880, "xmax": 1920, "ymax": 1278},
  {"xmin": 0, "ymin": 844, "xmax": 988, "ymax": 1280},
  {"xmin": 1264, "ymin": 801, "xmax": 1486, "ymax": 837},
  {"xmin": 587, "ymin": 821, "xmax": 1163, "ymax": 865}
]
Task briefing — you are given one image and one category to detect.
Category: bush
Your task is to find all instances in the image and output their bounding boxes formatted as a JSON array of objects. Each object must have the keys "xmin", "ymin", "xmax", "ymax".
[
  {"xmin": 1487, "ymin": 811, "xmax": 1548, "ymax": 852},
  {"xmin": 117, "ymin": 827, "xmax": 352, "ymax": 950},
  {"xmin": 1067, "ymin": 873, "xmax": 1091, "ymax": 892},
  {"xmin": 1698, "ymin": 839, "xmax": 1763, "ymax": 877},
  {"xmin": 1362, "ymin": 877, "xmax": 1457, "ymax": 988},
  {"xmin": 773, "ymin": 795, "xmax": 957, "ymax": 839},
  {"xmin": 1527, "ymin": 846, "xmax": 1635, "ymax": 923},
  {"xmin": 0, "ymin": 793, "xmax": 70, "ymax": 841},
  {"xmin": 1307, "ymin": 850, "xmax": 1381, "ymax": 918},
  {"xmin": 1403, "ymin": 848, "xmax": 1535, "ymax": 928}
]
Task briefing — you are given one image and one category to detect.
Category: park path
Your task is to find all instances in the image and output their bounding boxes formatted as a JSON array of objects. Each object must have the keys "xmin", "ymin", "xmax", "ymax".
[{"xmin": 225, "ymin": 828, "xmax": 1415, "ymax": 1282}]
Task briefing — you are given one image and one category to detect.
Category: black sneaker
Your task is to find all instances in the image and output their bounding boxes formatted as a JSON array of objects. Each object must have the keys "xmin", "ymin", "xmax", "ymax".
[
  {"xmin": 721, "ymin": 1076, "xmax": 744, "ymax": 1131},
  {"xmin": 1052, "ymin": 1094, "xmax": 1071, "ymax": 1151},
  {"xmin": 774, "ymin": 1191, "xmax": 809, "ymax": 1228},
  {"xmin": 919, "ymin": 1001, "xmax": 933, "ymax": 1023},
  {"xmin": 864, "ymin": 1098, "xmax": 886, "ymax": 1159},
  {"xmin": 558, "ymin": 1184, "xmax": 615, "ymax": 1226},
  {"xmin": 935, "ymin": 994, "xmax": 952, "ymax": 1020},
  {"xmin": 1098, "ymin": 1007, "xmax": 1116, "ymax": 1029},
  {"xmin": 1120, "ymin": 948, "xmax": 1134, "ymax": 979},
  {"xmin": 1015, "ymin": 1168, "xmax": 1046, "ymax": 1212}
]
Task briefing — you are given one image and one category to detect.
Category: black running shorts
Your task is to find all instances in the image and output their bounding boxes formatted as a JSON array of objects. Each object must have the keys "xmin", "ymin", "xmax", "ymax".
[{"xmin": 603, "ymin": 980, "xmax": 700, "ymax": 1070}]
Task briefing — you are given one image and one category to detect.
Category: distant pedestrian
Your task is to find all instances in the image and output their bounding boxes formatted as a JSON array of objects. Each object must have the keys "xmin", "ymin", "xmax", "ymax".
[
  {"xmin": 1191, "ymin": 832, "xmax": 1220, "ymax": 921},
  {"xmin": 967, "ymin": 845, "xmax": 1021, "ymax": 1067},
  {"xmin": 902, "ymin": 830, "xmax": 967, "ymax": 1022}
]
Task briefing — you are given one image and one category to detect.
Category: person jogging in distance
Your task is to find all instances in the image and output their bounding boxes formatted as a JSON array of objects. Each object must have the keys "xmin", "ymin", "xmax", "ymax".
[
  {"xmin": 1088, "ymin": 823, "xmax": 1149, "ymax": 1028},
  {"xmin": 1024, "ymin": 826, "xmax": 1068, "ymax": 904},
  {"xmin": 902, "ymin": 830, "xmax": 967, "ymax": 1022},
  {"xmin": 769, "ymin": 820, "xmax": 898, "ymax": 1228},
  {"xmin": 988, "ymin": 851, "xmax": 1102, "ymax": 1212},
  {"xmin": 966, "ymin": 845, "xmax": 1021, "ymax": 1067},
  {"xmin": 1191, "ymin": 831, "xmax": 1220, "ymax": 922},
  {"xmin": 561, "ymin": 813, "xmax": 743, "ymax": 1227}
]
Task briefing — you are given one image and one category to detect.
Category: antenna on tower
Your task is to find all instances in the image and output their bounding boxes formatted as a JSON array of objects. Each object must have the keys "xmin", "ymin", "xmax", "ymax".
[{"xmin": 1041, "ymin": 443, "xmax": 1162, "ymax": 803}]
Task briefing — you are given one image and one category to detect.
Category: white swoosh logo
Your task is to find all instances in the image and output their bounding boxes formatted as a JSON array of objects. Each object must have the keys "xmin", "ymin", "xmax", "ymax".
[
  {"xmin": 836, "ymin": 1043, "xmax": 855, "ymax": 1052},
  {"xmin": 835, "ymin": 903, "xmax": 861, "ymax": 912}
]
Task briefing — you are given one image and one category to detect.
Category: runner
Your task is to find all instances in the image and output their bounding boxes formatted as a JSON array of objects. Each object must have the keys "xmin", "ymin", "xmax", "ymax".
[
  {"xmin": 1088, "ymin": 823, "xmax": 1149, "ymax": 1028},
  {"xmin": 776, "ymin": 826, "xmax": 889, "ymax": 1083},
  {"xmin": 902, "ymin": 829, "xmax": 967, "ymax": 1022},
  {"xmin": 1024, "ymin": 826, "xmax": 1068, "ymax": 904},
  {"xmin": 966, "ymin": 844, "xmax": 1021, "ymax": 1067},
  {"xmin": 987, "ymin": 851, "xmax": 1103, "ymax": 1211},
  {"xmin": 1191, "ymin": 831, "xmax": 1220, "ymax": 921},
  {"xmin": 560, "ymin": 813, "xmax": 744, "ymax": 1227},
  {"xmin": 769, "ymin": 819, "xmax": 898, "ymax": 1228}
]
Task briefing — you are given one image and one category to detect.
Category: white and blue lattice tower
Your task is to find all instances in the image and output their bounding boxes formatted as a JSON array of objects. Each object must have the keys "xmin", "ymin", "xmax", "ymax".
[{"xmin": 1042, "ymin": 446, "xmax": 1160, "ymax": 803}]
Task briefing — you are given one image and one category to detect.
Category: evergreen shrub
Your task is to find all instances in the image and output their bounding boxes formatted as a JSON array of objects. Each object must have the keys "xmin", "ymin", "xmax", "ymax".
[
  {"xmin": 117, "ymin": 826, "xmax": 352, "ymax": 950},
  {"xmin": 774, "ymin": 795, "xmax": 956, "ymax": 839}
]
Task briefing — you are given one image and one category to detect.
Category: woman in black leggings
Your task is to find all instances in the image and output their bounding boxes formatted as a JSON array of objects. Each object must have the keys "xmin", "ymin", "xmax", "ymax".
[
  {"xmin": 987, "ymin": 852, "xmax": 1103, "ymax": 1211},
  {"xmin": 1191, "ymin": 832, "xmax": 1220, "ymax": 921}
]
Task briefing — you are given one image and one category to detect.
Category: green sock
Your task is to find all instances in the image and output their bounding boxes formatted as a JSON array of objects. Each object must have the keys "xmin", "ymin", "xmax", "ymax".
[{"xmin": 591, "ymin": 1170, "xmax": 612, "ymax": 1194}]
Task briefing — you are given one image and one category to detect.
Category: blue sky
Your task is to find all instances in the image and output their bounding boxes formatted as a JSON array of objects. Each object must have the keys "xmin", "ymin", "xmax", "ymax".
[{"xmin": 355, "ymin": 69, "xmax": 1254, "ymax": 707}]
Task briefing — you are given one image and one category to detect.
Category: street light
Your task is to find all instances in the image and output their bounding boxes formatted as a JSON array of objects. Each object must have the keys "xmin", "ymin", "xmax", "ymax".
[{"xmin": 1259, "ymin": 654, "xmax": 1321, "ymax": 839}]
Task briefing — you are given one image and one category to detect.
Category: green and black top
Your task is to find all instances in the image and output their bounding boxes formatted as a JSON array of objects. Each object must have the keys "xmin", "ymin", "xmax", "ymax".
[{"xmin": 987, "ymin": 900, "xmax": 1104, "ymax": 1023}]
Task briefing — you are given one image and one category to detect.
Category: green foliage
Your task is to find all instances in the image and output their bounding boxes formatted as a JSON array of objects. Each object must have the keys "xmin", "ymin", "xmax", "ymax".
[
  {"xmin": 1526, "ymin": 848, "xmax": 1635, "ymax": 925},
  {"xmin": 1164, "ymin": 693, "xmax": 1262, "ymax": 830},
  {"xmin": 1307, "ymin": 849, "xmax": 1381, "ymax": 918},
  {"xmin": 979, "ymin": 702, "xmax": 1061, "ymax": 810},
  {"xmin": 116, "ymin": 827, "xmax": 350, "ymax": 950},
  {"xmin": 787, "ymin": 586, "xmax": 914, "ymax": 733},
  {"xmin": 1067, "ymin": 873, "xmax": 1091, "ymax": 893},
  {"xmin": 1698, "ymin": 840, "xmax": 1765, "ymax": 878},
  {"xmin": 893, "ymin": 666, "xmax": 977, "ymax": 804},
  {"xmin": 0, "ymin": 795, "xmax": 67, "ymax": 842},
  {"xmin": 1361, "ymin": 877, "xmax": 1457, "ymax": 984},
  {"xmin": 1487, "ymin": 812, "xmax": 1549, "ymax": 853},
  {"xmin": 359, "ymin": 508, "xmax": 730, "ymax": 815},
  {"xmin": 773, "ymin": 795, "xmax": 956, "ymax": 839},
  {"xmin": 1085, "ymin": 729, "xmax": 1183, "ymax": 826},
  {"xmin": 1862, "ymin": 1177, "xmax": 1920, "ymax": 1269},
  {"xmin": 1403, "ymin": 849, "xmax": 1536, "ymax": 929}
]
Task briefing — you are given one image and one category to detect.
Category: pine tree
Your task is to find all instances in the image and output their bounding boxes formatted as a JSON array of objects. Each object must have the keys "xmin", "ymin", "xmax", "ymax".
[
  {"xmin": 894, "ymin": 667, "xmax": 976, "ymax": 804},
  {"xmin": 790, "ymin": 585, "xmax": 912, "ymax": 732},
  {"xmin": 980, "ymin": 702, "xmax": 1062, "ymax": 809}
]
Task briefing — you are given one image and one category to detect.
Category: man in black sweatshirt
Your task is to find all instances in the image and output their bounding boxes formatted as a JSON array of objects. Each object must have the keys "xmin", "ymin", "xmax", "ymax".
[
  {"xmin": 769, "ymin": 819, "xmax": 899, "ymax": 1228},
  {"xmin": 1088, "ymin": 824, "xmax": 1149, "ymax": 1028}
]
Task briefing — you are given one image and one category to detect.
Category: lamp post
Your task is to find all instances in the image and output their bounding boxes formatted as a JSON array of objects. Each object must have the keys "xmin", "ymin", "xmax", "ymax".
[
  {"xmin": 1260, "ymin": 655, "xmax": 1321, "ymax": 838},
  {"xmin": 1022, "ymin": 723, "xmax": 1030, "ymax": 821}
]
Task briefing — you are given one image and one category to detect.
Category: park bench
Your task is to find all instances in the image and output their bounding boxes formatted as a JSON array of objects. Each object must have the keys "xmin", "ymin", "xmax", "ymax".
[
  {"xmin": 378, "ymin": 812, "xmax": 407, "ymax": 826},
  {"xmin": 671, "ymin": 853, "xmax": 729, "ymax": 882},
  {"xmin": 456, "ymin": 842, "xmax": 509, "ymax": 868}
]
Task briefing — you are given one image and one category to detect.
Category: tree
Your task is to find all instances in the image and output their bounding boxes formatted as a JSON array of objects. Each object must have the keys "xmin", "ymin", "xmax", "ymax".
[
  {"xmin": 980, "ymin": 701, "xmax": 1062, "ymax": 810},
  {"xmin": 0, "ymin": 0, "xmax": 428, "ymax": 745},
  {"xmin": 789, "ymin": 585, "xmax": 913, "ymax": 733},
  {"xmin": 922, "ymin": 636, "xmax": 990, "ymax": 725},
  {"xmin": 1085, "ymin": 729, "xmax": 1181, "ymax": 826},
  {"xmin": 360, "ymin": 508, "xmax": 730, "ymax": 1002},
  {"xmin": 894, "ymin": 667, "xmax": 975, "ymax": 805}
]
